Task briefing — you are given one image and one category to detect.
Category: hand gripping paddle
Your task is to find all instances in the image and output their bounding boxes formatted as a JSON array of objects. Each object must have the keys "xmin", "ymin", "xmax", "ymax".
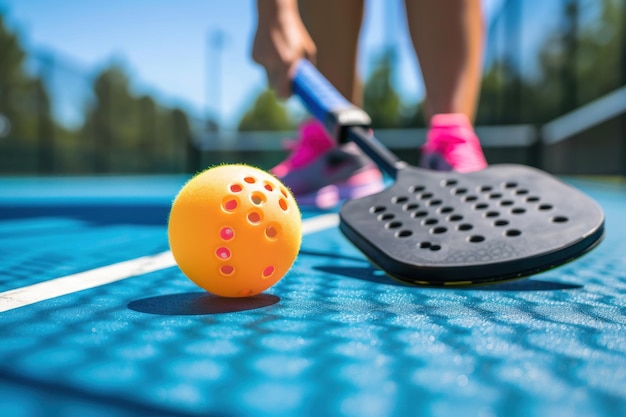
[{"xmin": 292, "ymin": 59, "xmax": 605, "ymax": 286}]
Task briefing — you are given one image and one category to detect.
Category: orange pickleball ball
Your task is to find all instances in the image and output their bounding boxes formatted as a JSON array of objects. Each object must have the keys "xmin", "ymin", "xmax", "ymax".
[{"xmin": 168, "ymin": 164, "xmax": 302, "ymax": 297}]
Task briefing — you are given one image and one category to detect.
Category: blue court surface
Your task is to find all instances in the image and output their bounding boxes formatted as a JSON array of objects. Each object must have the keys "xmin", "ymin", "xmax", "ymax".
[{"xmin": 0, "ymin": 174, "xmax": 625, "ymax": 417}]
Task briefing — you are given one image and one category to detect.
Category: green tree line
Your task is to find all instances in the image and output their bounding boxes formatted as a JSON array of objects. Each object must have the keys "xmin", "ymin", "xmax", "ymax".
[
  {"xmin": 0, "ymin": 14, "xmax": 199, "ymax": 174},
  {"xmin": 0, "ymin": 0, "xmax": 623, "ymax": 174}
]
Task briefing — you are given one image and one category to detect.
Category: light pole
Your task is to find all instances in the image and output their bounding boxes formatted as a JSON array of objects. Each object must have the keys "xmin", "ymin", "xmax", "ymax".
[{"xmin": 207, "ymin": 29, "xmax": 226, "ymax": 134}]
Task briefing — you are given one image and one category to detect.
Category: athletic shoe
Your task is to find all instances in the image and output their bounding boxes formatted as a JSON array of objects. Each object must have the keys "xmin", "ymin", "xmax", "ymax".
[
  {"xmin": 420, "ymin": 113, "xmax": 487, "ymax": 173},
  {"xmin": 271, "ymin": 120, "xmax": 384, "ymax": 208}
]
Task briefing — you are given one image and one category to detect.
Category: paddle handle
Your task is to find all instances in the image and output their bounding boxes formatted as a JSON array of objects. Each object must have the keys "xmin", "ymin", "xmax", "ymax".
[{"xmin": 292, "ymin": 59, "xmax": 404, "ymax": 178}]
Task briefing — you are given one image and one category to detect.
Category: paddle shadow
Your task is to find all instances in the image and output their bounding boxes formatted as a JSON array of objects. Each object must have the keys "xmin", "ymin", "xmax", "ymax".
[
  {"xmin": 468, "ymin": 279, "xmax": 583, "ymax": 291},
  {"xmin": 299, "ymin": 249, "xmax": 367, "ymax": 263},
  {"xmin": 316, "ymin": 265, "xmax": 583, "ymax": 292},
  {"xmin": 128, "ymin": 292, "xmax": 280, "ymax": 315},
  {"xmin": 314, "ymin": 265, "xmax": 410, "ymax": 287}
]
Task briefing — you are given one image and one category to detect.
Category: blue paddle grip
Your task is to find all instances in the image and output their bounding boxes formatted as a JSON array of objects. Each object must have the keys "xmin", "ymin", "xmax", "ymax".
[{"xmin": 292, "ymin": 59, "xmax": 370, "ymax": 141}]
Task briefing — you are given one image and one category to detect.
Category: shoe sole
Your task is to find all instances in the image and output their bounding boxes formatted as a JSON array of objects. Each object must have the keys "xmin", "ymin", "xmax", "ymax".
[{"xmin": 294, "ymin": 169, "xmax": 384, "ymax": 209}]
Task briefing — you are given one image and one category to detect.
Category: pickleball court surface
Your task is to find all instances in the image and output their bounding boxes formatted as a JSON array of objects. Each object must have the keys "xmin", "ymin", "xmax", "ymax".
[{"xmin": 0, "ymin": 174, "xmax": 625, "ymax": 417}]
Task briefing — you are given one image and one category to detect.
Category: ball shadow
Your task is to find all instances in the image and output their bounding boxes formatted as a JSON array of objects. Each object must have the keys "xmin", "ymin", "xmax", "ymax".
[{"xmin": 128, "ymin": 291, "xmax": 280, "ymax": 315}]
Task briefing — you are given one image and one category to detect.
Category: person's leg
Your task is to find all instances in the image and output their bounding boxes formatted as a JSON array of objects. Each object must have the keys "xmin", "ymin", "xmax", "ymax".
[
  {"xmin": 405, "ymin": 0, "xmax": 487, "ymax": 172},
  {"xmin": 272, "ymin": 0, "xmax": 382, "ymax": 208},
  {"xmin": 299, "ymin": 0, "xmax": 365, "ymax": 105},
  {"xmin": 404, "ymin": 0, "xmax": 483, "ymax": 120}
]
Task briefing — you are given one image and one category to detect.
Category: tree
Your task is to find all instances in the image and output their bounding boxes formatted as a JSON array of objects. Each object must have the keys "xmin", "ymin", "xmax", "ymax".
[
  {"xmin": 170, "ymin": 107, "xmax": 199, "ymax": 173},
  {"xmin": 0, "ymin": 16, "xmax": 56, "ymax": 173},
  {"xmin": 238, "ymin": 89, "xmax": 292, "ymax": 131},
  {"xmin": 81, "ymin": 63, "xmax": 204, "ymax": 173},
  {"xmin": 83, "ymin": 65, "xmax": 132, "ymax": 171},
  {"xmin": 476, "ymin": 0, "xmax": 625, "ymax": 126},
  {"xmin": 567, "ymin": 0, "xmax": 624, "ymax": 104},
  {"xmin": 363, "ymin": 52, "xmax": 402, "ymax": 128},
  {"xmin": 136, "ymin": 94, "xmax": 158, "ymax": 171}
]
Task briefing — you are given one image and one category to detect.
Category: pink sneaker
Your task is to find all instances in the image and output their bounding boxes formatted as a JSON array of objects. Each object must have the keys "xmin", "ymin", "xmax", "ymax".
[
  {"xmin": 271, "ymin": 120, "xmax": 384, "ymax": 209},
  {"xmin": 420, "ymin": 113, "xmax": 487, "ymax": 173}
]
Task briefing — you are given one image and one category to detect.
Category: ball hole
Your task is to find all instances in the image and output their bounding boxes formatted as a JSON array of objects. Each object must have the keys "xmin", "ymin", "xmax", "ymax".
[
  {"xmin": 539, "ymin": 204, "xmax": 554, "ymax": 211},
  {"xmin": 431, "ymin": 226, "xmax": 447, "ymax": 234},
  {"xmin": 489, "ymin": 193, "xmax": 503, "ymax": 199},
  {"xmin": 244, "ymin": 176, "xmax": 256, "ymax": 184},
  {"xmin": 216, "ymin": 247, "xmax": 231, "ymax": 260},
  {"xmin": 515, "ymin": 189, "xmax": 529, "ymax": 195},
  {"xmin": 279, "ymin": 199, "xmax": 288, "ymax": 211},
  {"xmin": 403, "ymin": 203, "xmax": 420, "ymax": 211},
  {"xmin": 250, "ymin": 192, "xmax": 267, "ymax": 206},
  {"xmin": 430, "ymin": 244, "xmax": 442, "ymax": 251},
  {"xmin": 423, "ymin": 218, "xmax": 438, "ymax": 226},
  {"xmin": 447, "ymin": 214, "xmax": 463, "ymax": 222},
  {"xmin": 438, "ymin": 206, "xmax": 454, "ymax": 214},
  {"xmin": 220, "ymin": 265, "xmax": 234, "ymax": 276},
  {"xmin": 222, "ymin": 198, "xmax": 239, "ymax": 212},
  {"xmin": 442, "ymin": 179, "xmax": 458, "ymax": 187},
  {"xmin": 468, "ymin": 235, "xmax": 485, "ymax": 243},
  {"xmin": 419, "ymin": 241, "xmax": 432, "ymax": 249},
  {"xmin": 505, "ymin": 229, "xmax": 522, "ymax": 237},
  {"xmin": 511, "ymin": 207, "xmax": 526, "ymax": 215},
  {"xmin": 526, "ymin": 196, "xmax": 540, "ymax": 203},
  {"xmin": 220, "ymin": 227, "xmax": 234, "ymax": 240},
  {"xmin": 230, "ymin": 184, "xmax": 243, "ymax": 193},
  {"xmin": 484, "ymin": 211, "xmax": 500, "ymax": 218},
  {"xmin": 280, "ymin": 187, "xmax": 289, "ymax": 198},
  {"xmin": 463, "ymin": 195, "xmax": 478, "ymax": 202},
  {"xmin": 265, "ymin": 225, "xmax": 279, "ymax": 240},
  {"xmin": 473, "ymin": 203, "xmax": 489, "ymax": 210},
  {"xmin": 392, "ymin": 196, "xmax": 409, "ymax": 204},
  {"xmin": 262, "ymin": 266, "xmax": 275, "ymax": 279},
  {"xmin": 248, "ymin": 212, "xmax": 263, "ymax": 224},
  {"xmin": 263, "ymin": 181, "xmax": 275, "ymax": 192},
  {"xmin": 494, "ymin": 219, "xmax": 509, "ymax": 227},
  {"xmin": 458, "ymin": 223, "xmax": 473, "ymax": 231},
  {"xmin": 479, "ymin": 185, "xmax": 493, "ymax": 192},
  {"xmin": 419, "ymin": 192, "xmax": 434, "ymax": 200},
  {"xmin": 370, "ymin": 206, "xmax": 386, "ymax": 214},
  {"xmin": 452, "ymin": 187, "xmax": 468, "ymax": 195},
  {"xmin": 500, "ymin": 200, "xmax": 514, "ymax": 207},
  {"xmin": 503, "ymin": 181, "xmax": 518, "ymax": 189},
  {"xmin": 410, "ymin": 185, "xmax": 426, "ymax": 193},
  {"xmin": 412, "ymin": 210, "xmax": 428, "ymax": 218}
]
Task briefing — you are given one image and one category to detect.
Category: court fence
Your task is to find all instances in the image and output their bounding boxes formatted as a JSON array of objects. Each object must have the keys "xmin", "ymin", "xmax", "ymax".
[
  {"xmin": 197, "ymin": 81, "xmax": 626, "ymax": 177},
  {"xmin": 1, "ymin": 115, "xmax": 624, "ymax": 177}
]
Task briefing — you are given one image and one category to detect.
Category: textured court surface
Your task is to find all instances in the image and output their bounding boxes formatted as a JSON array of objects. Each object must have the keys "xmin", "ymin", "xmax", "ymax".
[{"xmin": 0, "ymin": 175, "xmax": 625, "ymax": 417}]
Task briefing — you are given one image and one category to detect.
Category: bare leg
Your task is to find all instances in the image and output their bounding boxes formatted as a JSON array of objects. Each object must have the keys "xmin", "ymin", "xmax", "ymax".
[
  {"xmin": 299, "ymin": 0, "xmax": 365, "ymax": 105},
  {"xmin": 404, "ymin": 0, "xmax": 484, "ymax": 121}
]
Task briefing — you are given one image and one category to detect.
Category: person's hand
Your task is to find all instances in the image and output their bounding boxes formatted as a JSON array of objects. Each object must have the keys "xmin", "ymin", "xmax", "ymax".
[{"xmin": 252, "ymin": 0, "xmax": 316, "ymax": 98}]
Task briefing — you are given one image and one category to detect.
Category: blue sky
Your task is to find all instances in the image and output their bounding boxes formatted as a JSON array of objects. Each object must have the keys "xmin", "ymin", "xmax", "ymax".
[{"xmin": 0, "ymin": 0, "xmax": 522, "ymax": 130}]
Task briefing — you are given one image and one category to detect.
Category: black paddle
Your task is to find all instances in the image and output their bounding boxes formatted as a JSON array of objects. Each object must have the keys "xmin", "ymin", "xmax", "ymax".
[{"xmin": 292, "ymin": 59, "xmax": 605, "ymax": 286}]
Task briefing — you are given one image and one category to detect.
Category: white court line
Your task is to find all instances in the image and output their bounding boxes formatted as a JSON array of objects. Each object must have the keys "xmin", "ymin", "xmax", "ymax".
[{"xmin": 0, "ymin": 213, "xmax": 339, "ymax": 313}]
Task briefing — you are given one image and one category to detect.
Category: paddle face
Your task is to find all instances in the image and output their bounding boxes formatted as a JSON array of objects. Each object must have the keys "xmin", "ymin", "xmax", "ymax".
[
  {"xmin": 291, "ymin": 59, "xmax": 605, "ymax": 285},
  {"xmin": 339, "ymin": 164, "xmax": 605, "ymax": 286}
]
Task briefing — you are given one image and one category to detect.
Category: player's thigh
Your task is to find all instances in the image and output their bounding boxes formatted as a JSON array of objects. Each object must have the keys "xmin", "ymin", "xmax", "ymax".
[
  {"xmin": 299, "ymin": 0, "xmax": 363, "ymax": 58},
  {"xmin": 298, "ymin": 0, "xmax": 364, "ymax": 101}
]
